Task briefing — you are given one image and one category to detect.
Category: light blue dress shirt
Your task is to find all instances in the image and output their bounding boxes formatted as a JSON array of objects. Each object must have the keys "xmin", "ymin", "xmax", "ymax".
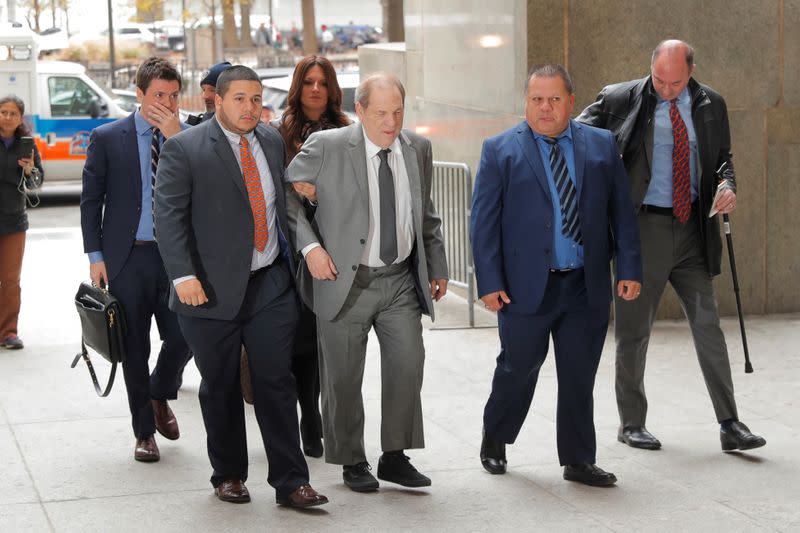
[
  {"xmin": 531, "ymin": 123, "xmax": 584, "ymax": 270},
  {"xmin": 644, "ymin": 87, "xmax": 698, "ymax": 207},
  {"xmin": 88, "ymin": 111, "xmax": 188, "ymax": 264}
]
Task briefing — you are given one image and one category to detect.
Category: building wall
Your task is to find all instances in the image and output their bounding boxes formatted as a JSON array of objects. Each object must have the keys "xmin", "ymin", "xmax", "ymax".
[{"xmin": 398, "ymin": 0, "xmax": 800, "ymax": 318}]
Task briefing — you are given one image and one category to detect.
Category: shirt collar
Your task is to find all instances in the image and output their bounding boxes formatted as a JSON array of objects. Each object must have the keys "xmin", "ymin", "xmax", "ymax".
[
  {"xmin": 134, "ymin": 109, "xmax": 155, "ymax": 136},
  {"xmin": 362, "ymin": 126, "xmax": 402, "ymax": 158},
  {"xmin": 530, "ymin": 121, "xmax": 573, "ymax": 144},
  {"xmin": 216, "ymin": 116, "xmax": 256, "ymax": 146},
  {"xmin": 656, "ymin": 86, "xmax": 690, "ymax": 105}
]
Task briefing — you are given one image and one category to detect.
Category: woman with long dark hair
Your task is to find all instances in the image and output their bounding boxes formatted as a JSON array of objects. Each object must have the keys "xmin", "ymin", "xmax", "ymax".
[
  {"xmin": 273, "ymin": 56, "xmax": 351, "ymax": 458},
  {"xmin": 0, "ymin": 95, "xmax": 43, "ymax": 350}
]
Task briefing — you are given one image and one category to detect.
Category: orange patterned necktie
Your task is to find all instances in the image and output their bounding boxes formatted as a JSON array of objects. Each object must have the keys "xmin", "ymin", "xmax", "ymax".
[
  {"xmin": 670, "ymin": 99, "xmax": 691, "ymax": 224},
  {"xmin": 239, "ymin": 136, "xmax": 268, "ymax": 251}
]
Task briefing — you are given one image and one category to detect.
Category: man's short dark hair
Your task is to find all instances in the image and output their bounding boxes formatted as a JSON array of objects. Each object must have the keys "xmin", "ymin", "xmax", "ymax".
[
  {"xmin": 216, "ymin": 65, "xmax": 261, "ymax": 98},
  {"xmin": 135, "ymin": 56, "xmax": 182, "ymax": 93},
  {"xmin": 526, "ymin": 63, "xmax": 574, "ymax": 94}
]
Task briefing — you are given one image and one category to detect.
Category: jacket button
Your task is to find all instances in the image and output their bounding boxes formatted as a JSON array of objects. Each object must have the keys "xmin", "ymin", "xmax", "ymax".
[
  {"xmin": 360, "ymin": 238, "xmax": 365, "ymax": 244},
  {"xmin": 352, "ymin": 265, "xmax": 357, "ymax": 271},
  {"xmin": 545, "ymin": 249, "xmax": 551, "ymax": 255},
  {"xmin": 546, "ymin": 222, "xmax": 552, "ymax": 229}
]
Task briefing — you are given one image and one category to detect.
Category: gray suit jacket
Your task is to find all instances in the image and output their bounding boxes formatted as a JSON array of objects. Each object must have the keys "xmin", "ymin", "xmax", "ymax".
[
  {"xmin": 155, "ymin": 119, "xmax": 293, "ymax": 320},
  {"xmin": 285, "ymin": 123, "xmax": 448, "ymax": 322}
]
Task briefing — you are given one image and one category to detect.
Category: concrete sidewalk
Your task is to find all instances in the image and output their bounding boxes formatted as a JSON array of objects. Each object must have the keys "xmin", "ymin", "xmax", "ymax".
[{"xmin": 1, "ymin": 227, "xmax": 797, "ymax": 532}]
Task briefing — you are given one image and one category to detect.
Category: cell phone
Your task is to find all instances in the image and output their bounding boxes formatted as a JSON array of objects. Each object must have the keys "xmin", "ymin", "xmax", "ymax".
[{"xmin": 18, "ymin": 136, "xmax": 34, "ymax": 157}]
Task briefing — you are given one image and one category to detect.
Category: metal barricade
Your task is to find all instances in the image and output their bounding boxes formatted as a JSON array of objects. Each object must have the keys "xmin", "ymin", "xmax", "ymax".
[{"xmin": 431, "ymin": 161, "xmax": 475, "ymax": 327}]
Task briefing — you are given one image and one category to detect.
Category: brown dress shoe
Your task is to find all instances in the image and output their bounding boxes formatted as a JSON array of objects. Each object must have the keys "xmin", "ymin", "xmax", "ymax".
[
  {"xmin": 134, "ymin": 435, "xmax": 160, "ymax": 462},
  {"xmin": 276, "ymin": 484, "xmax": 329, "ymax": 508},
  {"xmin": 214, "ymin": 479, "xmax": 251, "ymax": 503},
  {"xmin": 151, "ymin": 399, "xmax": 180, "ymax": 440}
]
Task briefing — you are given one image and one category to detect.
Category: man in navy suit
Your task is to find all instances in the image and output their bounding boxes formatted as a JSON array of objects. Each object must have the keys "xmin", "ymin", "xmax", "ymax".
[
  {"xmin": 80, "ymin": 57, "xmax": 192, "ymax": 462},
  {"xmin": 470, "ymin": 64, "xmax": 642, "ymax": 487}
]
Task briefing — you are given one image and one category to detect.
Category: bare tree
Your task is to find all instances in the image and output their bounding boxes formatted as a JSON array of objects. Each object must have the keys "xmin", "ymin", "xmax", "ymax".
[
  {"xmin": 301, "ymin": 0, "xmax": 317, "ymax": 55},
  {"xmin": 201, "ymin": 0, "xmax": 220, "ymax": 62},
  {"xmin": 239, "ymin": 0, "xmax": 253, "ymax": 47},
  {"xmin": 57, "ymin": 0, "xmax": 71, "ymax": 35},
  {"xmin": 221, "ymin": 0, "xmax": 237, "ymax": 49},
  {"xmin": 381, "ymin": 0, "xmax": 404, "ymax": 42},
  {"xmin": 23, "ymin": 0, "xmax": 43, "ymax": 32}
]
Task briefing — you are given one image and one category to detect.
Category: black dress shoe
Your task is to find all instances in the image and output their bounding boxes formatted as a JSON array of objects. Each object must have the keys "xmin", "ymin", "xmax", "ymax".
[
  {"xmin": 721, "ymin": 420, "xmax": 766, "ymax": 451},
  {"xmin": 563, "ymin": 463, "xmax": 617, "ymax": 487},
  {"xmin": 377, "ymin": 451, "xmax": 431, "ymax": 487},
  {"xmin": 480, "ymin": 431, "xmax": 507, "ymax": 474},
  {"xmin": 343, "ymin": 462, "xmax": 380, "ymax": 492},
  {"xmin": 618, "ymin": 426, "xmax": 661, "ymax": 450}
]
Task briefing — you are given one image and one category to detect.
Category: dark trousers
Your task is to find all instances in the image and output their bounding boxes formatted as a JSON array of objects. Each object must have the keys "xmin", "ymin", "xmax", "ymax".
[
  {"xmin": 177, "ymin": 259, "xmax": 309, "ymax": 498},
  {"xmin": 292, "ymin": 303, "xmax": 322, "ymax": 442},
  {"xmin": 483, "ymin": 269, "xmax": 609, "ymax": 465},
  {"xmin": 111, "ymin": 245, "xmax": 192, "ymax": 439}
]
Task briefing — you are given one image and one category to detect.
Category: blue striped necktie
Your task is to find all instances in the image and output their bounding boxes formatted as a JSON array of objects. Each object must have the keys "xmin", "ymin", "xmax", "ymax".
[
  {"xmin": 151, "ymin": 127, "xmax": 160, "ymax": 238},
  {"xmin": 543, "ymin": 136, "xmax": 582, "ymax": 245}
]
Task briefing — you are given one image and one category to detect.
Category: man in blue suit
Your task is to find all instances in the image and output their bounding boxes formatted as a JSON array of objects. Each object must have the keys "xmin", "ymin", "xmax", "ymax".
[
  {"xmin": 80, "ymin": 57, "xmax": 192, "ymax": 462},
  {"xmin": 470, "ymin": 64, "xmax": 642, "ymax": 487}
]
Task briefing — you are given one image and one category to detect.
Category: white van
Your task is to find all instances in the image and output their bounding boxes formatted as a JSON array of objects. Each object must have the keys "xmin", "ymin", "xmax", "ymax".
[{"xmin": 1, "ymin": 22, "xmax": 126, "ymax": 186}]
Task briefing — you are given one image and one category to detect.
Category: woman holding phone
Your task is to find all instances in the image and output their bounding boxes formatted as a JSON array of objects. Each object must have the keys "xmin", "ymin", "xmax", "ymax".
[
  {"xmin": 0, "ymin": 95, "xmax": 43, "ymax": 350},
  {"xmin": 271, "ymin": 56, "xmax": 351, "ymax": 457}
]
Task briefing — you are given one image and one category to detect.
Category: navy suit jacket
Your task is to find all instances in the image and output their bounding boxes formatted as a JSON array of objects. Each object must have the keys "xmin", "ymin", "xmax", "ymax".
[
  {"xmin": 80, "ymin": 113, "xmax": 145, "ymax": 281},
  {"xmin": 470, "ymin": 119, "xmax": 642, "ymax": 314}
]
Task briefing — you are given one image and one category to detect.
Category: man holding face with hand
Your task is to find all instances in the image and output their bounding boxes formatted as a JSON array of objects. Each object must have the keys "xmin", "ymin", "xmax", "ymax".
[{"xmin": 80, "ymin": 56, "xmax": 191, "ymax": 463}]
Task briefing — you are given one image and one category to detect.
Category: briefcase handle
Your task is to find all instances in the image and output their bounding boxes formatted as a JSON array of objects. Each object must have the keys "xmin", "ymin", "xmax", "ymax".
[{"xmin": 71, "ymin": 340, "xmax": 118, "ymax": 397}]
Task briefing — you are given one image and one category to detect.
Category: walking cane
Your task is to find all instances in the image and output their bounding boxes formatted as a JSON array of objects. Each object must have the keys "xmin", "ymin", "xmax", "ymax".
[{"xmin": 716, "ymin": 162, "xmax": 753, "ymax": 373}]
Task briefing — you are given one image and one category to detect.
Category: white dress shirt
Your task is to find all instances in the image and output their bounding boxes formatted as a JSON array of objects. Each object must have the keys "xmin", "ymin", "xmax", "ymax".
[
  {"xmin": 173, "ymin": 119, "xmax": 279, "ymax": 286},
  {"xmin": 302, "ymin": 127, "xmax": 415, "ymax": 267}
]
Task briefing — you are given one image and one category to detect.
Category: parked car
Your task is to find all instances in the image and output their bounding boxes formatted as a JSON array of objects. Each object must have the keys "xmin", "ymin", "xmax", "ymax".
[
  {"xmin": 100, "ymin": 24, "xmax": 169, "ymax": 49},
  {"xmin": 262, "ymin": 71, "xmax": 359, "ymax": 120},
  {"xmin": 110, "ymin": 88, "xmax": 138, "ymax": 113}
]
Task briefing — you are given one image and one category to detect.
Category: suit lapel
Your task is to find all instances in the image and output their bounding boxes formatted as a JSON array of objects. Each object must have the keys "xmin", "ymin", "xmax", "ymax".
[
  {"xmin": 120, "ymin": 114, "xmax": 142, "ymax": 204},
  {"xmin": 570, "ymin": 120, "xmax": 586, "ymax": 199},
  {"xmin": 346, "ymin": 124, "xmax": 370, "ymax": 208},
  {"xmin": 514, "ymin": 122, "xmax": 550, "ymax": 196},
  {"xmin": 254, "ymin": 125, "xmax": 284, "ymax": 198},
  {"xmin": 209, "ymin": 119, "xmax": 248, "ymax": 200},
  {"xmin": 400, "ymin": 131, "xmax": 423, "ymax": 228}
]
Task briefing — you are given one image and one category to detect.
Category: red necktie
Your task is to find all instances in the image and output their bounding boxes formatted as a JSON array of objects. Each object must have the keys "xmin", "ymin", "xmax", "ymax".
[
  {"xmin": 670, "ymin": 99, "xmax": 691, "ymax": 224},
  {"xmin": 239, "ymin": 136, "xmax": 268, "ymax": 251}
]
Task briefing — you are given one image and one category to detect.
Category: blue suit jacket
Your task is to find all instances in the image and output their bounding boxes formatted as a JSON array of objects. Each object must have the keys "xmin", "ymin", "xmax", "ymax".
[
  {"xmin": 470, "ymin": 119, "xmax": 642, "ymax": 314},
  {"xmin": 80, "ymin": 113, "xmax": 145, "ymax": 281}
]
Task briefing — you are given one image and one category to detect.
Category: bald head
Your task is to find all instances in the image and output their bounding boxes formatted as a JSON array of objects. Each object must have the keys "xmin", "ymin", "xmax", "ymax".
[
  {"xmin": 650, "ymin": 39, "xmax": 695, "ymax": 101},
  {"xmin": 651, "ymin": 39, "xmax": 695, "ymax": 69}
]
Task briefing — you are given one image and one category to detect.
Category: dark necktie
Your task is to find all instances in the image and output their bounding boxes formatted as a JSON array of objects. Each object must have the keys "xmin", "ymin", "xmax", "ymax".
[
  {"xmin": 543, "ymin": 136, "xmax": 582, "ymax": 245},
  {"xmin": 151, "ymin": 127, "xmax": 160, "ymax": 238},
  {"xmin": 670, "ymin": 99, "xmax": 691, "ymax": 224},
  {"xmin": 377, "ymin": 148, "xmax": 398, "ymax": 265}
]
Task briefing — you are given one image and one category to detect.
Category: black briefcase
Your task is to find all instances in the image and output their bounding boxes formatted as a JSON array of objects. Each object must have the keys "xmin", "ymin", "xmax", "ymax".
[{"xmin": 71, "ymin": 281, "xmax": 127, "ymax": 397}]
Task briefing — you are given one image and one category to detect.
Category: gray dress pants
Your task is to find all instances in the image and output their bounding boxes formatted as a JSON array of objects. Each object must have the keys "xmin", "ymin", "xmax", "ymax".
[
  {"xmin": 614, "ymin": 210, "xmax": 738, "ymax": 428},
  {"xmin": 316, "ymin": 261, "xmax": 426, "ymax": 465}
]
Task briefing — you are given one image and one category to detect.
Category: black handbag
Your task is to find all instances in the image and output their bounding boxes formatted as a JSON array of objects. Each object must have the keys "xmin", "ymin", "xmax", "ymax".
[{"xmin": 71, "ymin": 281, "xmax": 127, "ymax": 397}]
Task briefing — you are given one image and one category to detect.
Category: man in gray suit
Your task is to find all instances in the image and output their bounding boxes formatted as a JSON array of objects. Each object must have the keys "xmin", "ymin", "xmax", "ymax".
[
  {"xmin": 154, "ymin": 65, "xmax": 328, "ymax": 508},
  {"xmin": 285, "ymin": 72, "xmax": 449, "ymax": 493}
]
